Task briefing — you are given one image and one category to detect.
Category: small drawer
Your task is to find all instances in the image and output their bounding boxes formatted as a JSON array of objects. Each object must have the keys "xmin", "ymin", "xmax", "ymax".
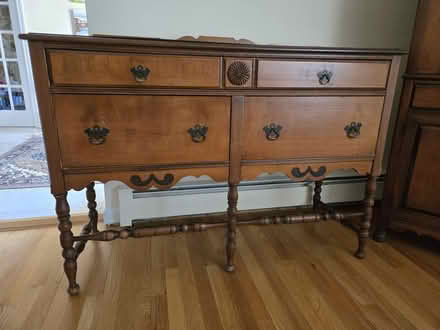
[
  {"xmin": 241, "ymin": 96, "xmax": 384, "ymax": 160},
  {"xmin": 412, "ymin": 86, "xmax": 440, "ymax": 109},
  {"xmin": 54, "ymin": 95, "xmax": 230, "ymax": 168},
  {"xmin": 49, "ymin": 51, "xmax": 221, "ymax": 88},
  {"xmin": 257, "ymin": 60, "xmax": 390, "ymax": 89}
]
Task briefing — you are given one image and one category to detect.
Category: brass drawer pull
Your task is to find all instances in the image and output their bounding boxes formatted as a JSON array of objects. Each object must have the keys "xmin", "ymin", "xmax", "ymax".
[
  {"xmin": 263, "ymin": 123, "xmax": 282, "ymax": 141},
  {"xmin": 130, "ymin": 173, "xmax": 174, "ymax": 187},
  {"xmin": 317, "ymin": 70, "xmax": 333, "ymax": 85},
  {"xmin": 345, "ymin": 122, "xmax": 362, "ymax": 138},
  {"xmin": 292, "ymin": 166, "xmax": 327, "ymax": 178},
  {"xmin": 130, "ymin": 65, "xmax": 150, "ymax": 82},
  {"xmin": 84, "ymin": 125, "xmax": 109, "ymax": 145},
  {"xmin": 188, "ymin": 124, "xmax": 208, "ymax": 143}
]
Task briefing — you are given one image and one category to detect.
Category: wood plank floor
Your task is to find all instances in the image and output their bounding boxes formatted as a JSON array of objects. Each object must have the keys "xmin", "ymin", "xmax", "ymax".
[{"xmin": 0, "ymin": 221, "xmax": 439, "ymax": 330}]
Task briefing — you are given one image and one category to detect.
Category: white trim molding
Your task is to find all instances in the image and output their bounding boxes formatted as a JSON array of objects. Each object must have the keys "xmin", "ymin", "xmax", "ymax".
[{"xmin": 10, "ymin": 0, "xmax": 40, "ymax": 127}]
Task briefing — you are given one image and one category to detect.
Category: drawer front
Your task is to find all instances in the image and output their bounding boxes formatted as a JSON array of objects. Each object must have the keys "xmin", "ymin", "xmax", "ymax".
[
  {"xmin": 49, "ymin": 51, "xmax": 221, "ymax": 88},
  {"xmin": 257, "ymin": 60, "xmax": 390, "ymax": 88},
  {"xmin": 242, "ymin": 96, "xmax": 384, "ymax": 160},
  {"xmin": 412, "ymin": 86, "xmax": 440, "ymax": 109},
  {"xmin": 54, "ymin": 95, "xmax": 230, "ymax": 167}
]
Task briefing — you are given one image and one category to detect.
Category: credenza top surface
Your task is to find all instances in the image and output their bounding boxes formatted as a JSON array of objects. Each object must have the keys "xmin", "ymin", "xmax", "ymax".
[{"xmin": 19, "ymin": 33, "xmax": 406, "ymax": 56}]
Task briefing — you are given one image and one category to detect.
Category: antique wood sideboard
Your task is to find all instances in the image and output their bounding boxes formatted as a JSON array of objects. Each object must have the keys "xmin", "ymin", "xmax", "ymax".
[
  {"xmin": 374, "ymin": 0, "xmax": 440, "ymax": 241},
  {"xmin": 21, "ymin": 33, "xmax": 404, "ymax": 296}
]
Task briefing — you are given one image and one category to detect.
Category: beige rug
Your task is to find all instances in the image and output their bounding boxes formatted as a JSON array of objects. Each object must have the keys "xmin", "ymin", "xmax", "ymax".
[{"xmin": 0, "ymin": 134, "xmax": 50, "ymax": 189}]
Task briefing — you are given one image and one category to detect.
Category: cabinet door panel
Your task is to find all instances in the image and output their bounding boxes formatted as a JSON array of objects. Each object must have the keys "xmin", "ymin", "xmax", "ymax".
[
  {"xmin": 406, "ymin": 125, "xmax": 440, "ymax": 215},
  {"xmin": 394, "ymin": 111, "xmax": 440, "ymax": 218}
]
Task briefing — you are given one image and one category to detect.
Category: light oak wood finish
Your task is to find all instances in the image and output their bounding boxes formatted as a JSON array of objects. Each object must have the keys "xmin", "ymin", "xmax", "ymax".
[
  {"xmin": 21, "ymin": 33, "xmax": 404, "ymax": 295},
  {"xmin": 0, "ymin": 213, "xmax": 102, "ymax": 232},
  {"xmin": 257, "ymin": 60, "xmax": 390, "ymax": 88},
  {"xmin": 55, "ymin": 95, "xmax": 230, "ymax": 168},
  {"xmin": 241, "ymin": 161, "xmax": 372, "ymax": 181},
  {"xmin": 49, "ymin": 51, "xmax": 221, "ymax": 87},
  {"xmin": 0, "ymin": 222, "xmax": 439, "ymax": 329},
  {"xmin": 241, "ymin": 96, "xmax": 384, "ymax": 160},
  {"xmin": 64, "ymin": 167, "xmax": 229, "ymax": 192},
  {"xmin": 370, "ymin": 55, "xmax": 402, "ymax": 176}
]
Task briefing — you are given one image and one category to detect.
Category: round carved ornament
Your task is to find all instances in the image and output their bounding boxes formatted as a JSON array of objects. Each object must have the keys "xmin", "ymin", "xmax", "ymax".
[{"xmin": 227, "ymin": 61, "xmax": 250, "ymax": 86}]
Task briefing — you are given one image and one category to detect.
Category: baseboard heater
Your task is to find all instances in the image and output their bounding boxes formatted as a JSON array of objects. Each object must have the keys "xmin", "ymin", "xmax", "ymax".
[{"xmin": 104, "ymin": 175, "xmax": 384, "ymax": 227}]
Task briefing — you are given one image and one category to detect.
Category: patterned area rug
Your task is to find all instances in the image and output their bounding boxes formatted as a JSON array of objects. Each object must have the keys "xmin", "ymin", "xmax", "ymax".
[{"xmin": 0, "ymin": 134, "xmax": 50, "ymax": 189}]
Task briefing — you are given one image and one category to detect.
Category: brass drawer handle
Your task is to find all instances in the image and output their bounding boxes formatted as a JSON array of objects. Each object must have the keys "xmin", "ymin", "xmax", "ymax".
[
  {"xmin": 84, "ymin": 125, "xmax": 109, "ymax": 145},
  {"xmin": 188, "ymin": 124, "xmax": 208, "ymax": 143},
  {"xmin": 292, "ymin": 166, "xmax": 327, "ymax": 178},
  {"xmin": 130, "ymin": 173, "xmax": 174, "ymax": 187},
  {"xmin": 130, "ymin": 65, "xmax": 150, "ymax": 82},
  {"xmin": 345, "ymin": 122, "xmax": 362, "ymax": 138},
  {"xmin": 263, "ymin": 123, "xmax": 282, "ymax": 141},
  {"xmin": 317, "ymin": 70, "xmax": 333, "ymax": 85}
]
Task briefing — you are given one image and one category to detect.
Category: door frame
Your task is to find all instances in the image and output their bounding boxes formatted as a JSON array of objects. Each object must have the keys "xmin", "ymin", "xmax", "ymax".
[{"xmin": 0, "ymin": 0, "xmax": 39, "ymax": 127}]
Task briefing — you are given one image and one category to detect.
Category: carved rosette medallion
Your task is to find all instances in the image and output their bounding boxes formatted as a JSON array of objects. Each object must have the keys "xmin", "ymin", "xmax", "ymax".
[{"xmin": 227, "ymin": 61, "xmax": 251, "ymax": 86}]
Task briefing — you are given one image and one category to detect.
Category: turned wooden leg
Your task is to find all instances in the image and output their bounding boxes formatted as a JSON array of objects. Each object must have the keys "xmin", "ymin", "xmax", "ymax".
[
  {"xmin": 74, "ymin": 182, "xmax": 100, "ymax": 258},
  {"xmin": 355, "ymin": 175, "xmax": 377, "ymax": 259},
  {"xmin": 225, "ymin": 183, "xmax": 238, "ymax": 272},
  {"xmin": 313, "ymin": 180, "xmax": 323, "ymax": 211},
  {"xmin": 86, "ymin": 182, "xmax": 99, "ymax": 234},
  {"xmin": 55, "ymin": 193, "xmax": 80, "ymax": 296}
]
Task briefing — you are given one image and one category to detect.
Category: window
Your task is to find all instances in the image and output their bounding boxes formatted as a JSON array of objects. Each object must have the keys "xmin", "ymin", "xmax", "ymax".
[{"xmin": 0, "ymin": 3, "xmax": 25, "ymax": 113}]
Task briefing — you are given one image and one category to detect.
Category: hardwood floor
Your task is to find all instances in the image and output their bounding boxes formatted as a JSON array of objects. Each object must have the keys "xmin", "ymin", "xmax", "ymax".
[{"xmin": 0, "ymin": 221, "xmax": 439, "ymax": 330}]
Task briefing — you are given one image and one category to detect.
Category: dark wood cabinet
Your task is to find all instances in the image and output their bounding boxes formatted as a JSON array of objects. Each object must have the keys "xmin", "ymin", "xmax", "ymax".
[
  {"xmin": 375, "ymin": 0, "xmax": 440, "ymax": 241},
  {"xmin": 21, "ymin": 33, "xmax": 403, "ymax": 296}
]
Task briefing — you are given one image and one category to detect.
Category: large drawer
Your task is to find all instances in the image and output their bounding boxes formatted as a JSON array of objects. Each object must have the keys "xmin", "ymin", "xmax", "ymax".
[
  {"xmin": 257, "ymin": 60, "xmax": 390, "ymax": 88},
  {"xmin": 54, "ymin": 95, "xmax": 230, "ymax": 167},
  {"xmin": 241, "ymin": 96, "xmax": 384, "ymax": 160},
  {"xmin": 49, "ymin": 51, "xmax": 221, "ymax": 88}
]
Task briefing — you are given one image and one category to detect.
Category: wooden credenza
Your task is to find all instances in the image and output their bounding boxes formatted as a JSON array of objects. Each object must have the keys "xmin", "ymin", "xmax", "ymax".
[
  {"xmin": 21, "ymin": 33, "xmax": 403, "ymax": 296},
  {"xmin": 375, "ymin": 0, "xmax": 440, "ymax": 241}
]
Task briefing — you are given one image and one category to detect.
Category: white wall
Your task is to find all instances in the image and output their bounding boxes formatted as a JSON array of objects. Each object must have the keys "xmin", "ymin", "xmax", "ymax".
[
  {"xmin": 87, "ymin": 0, "xmax": 418, "ymax": 49},
  {"xmin": 21, "ymin": 0, "xmax": 85, "ymax": 34}
]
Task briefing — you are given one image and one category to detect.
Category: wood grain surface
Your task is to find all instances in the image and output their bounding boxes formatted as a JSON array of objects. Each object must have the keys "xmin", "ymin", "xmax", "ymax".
[
  {"xmin": 0, "ymin": 222, "xmax": 438, "ymax": 329},
  {"xmin": 241, "ymin": 96, "xmax": 384, "ymax": 160},
  {"xmin": 54, "ymin": 95, "xmax": 230, "ymax": 167},
  {"xmin": 412, "ymin": 85, "xmax": 440, "ymax": 108},
  {"xmin": 407, "ymin": 0, "xmax": 440, "ymax": 74},
  {"xmin": 406, "ymin": 125, "xmax": 440, "ymax": 215},
  {"xmin": 257, "ymin": 60, "xmax": 390, "ymax": 88},
  {"xmin": 49, "ymin": 51, "xmax": 221, "ymax": 87}
]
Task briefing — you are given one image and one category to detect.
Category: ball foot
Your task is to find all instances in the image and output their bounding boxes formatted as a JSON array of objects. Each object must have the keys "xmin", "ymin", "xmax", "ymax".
[
  {"xmin": 225, "ymin": 264, "xmax": 235, "ymax": 273},
  {"xmin": 67, "ymin": 284, "xmax": 80, "ymax": 296},
  {"xmin": 354, "ymin": 249, "xmax": 365, "ymax": 259}
]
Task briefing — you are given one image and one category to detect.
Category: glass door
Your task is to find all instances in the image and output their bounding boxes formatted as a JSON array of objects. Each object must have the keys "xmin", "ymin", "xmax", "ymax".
[{"xmin": 0, "ymin": 1, "xmax": 34, "ymax": 126}]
